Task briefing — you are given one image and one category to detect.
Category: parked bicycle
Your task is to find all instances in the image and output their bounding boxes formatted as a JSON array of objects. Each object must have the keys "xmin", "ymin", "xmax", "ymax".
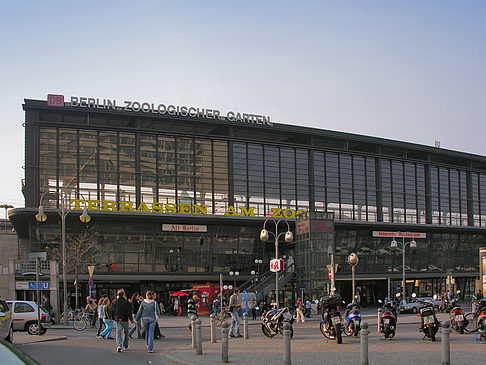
[{"xmin": 73, "ymin": 310, "xmax": 102, "ymax": 331}]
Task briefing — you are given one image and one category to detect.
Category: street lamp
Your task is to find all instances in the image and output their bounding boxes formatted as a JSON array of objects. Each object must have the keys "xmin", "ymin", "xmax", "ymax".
[
  {"xmin": 391, "ymin": 236, "xmax": 417, "ymax": 299},
  {"xmin": 35, "ymin": 191, "xmax": 91, "ymax": 325},
  {"xmin": 0, "ymin": 204, "xmax": 14, "ymax": 234},
  {"xmin": 347, "ymin": 253, "xmax": 359, "ymax": 303},
  {"xmin": 260, "ymin": 219, "xmax": 293, "ymax": 307},
  {"xmin": 229, "ymin": 270, "xmax": 239, "ymax": 287}
]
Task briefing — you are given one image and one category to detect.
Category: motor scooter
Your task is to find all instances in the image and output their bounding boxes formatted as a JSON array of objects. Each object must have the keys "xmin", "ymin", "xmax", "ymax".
[
  {"xmin": 343, "ymin": 302, "xmax": 361, "ymax": 337},
  {"xmin": 414, "ymin": 293, "xmax": 440, "ymax": 341},
  {"xmin": 449, "ymin": 290, "xmax": 466, "ymax": 334},
  {"xmin": 378, "ymin": 298, "xmax": 397, "ymax": 339}
]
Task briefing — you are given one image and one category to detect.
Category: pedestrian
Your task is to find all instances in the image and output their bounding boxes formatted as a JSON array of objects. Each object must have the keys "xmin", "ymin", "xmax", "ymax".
[
  {"xmin": 173, "ymin": 298, "xmax": 179, "ymax": 316},
  {"xmin": 187, "ymin": 293, "xmax": 198, "ymax": 330},
  {"xmin": 100, "ymin": 297, "xmax": 114, "ymax": 339},
  {"xmin": 249, "ymin": 300, "xmax": 257, "ymax": 320},
  {"xmin": 305, "ymin": 299, "xmax": 312, "ymax": 318},
  {"xmin": 112, "ymin": 289, "xmax": 135, "ymax": 352},
  {"xmin": 96, "ymin": 297, "xmax": 105, "ymax": 338},
  {"xmin": 229, "ymin": 288, "xmax": 242, "ymax": 338},
  {"xmin": 136, "ymin": 291, "xmax": 161, "ymax": 353},
  {"xmin": 212, "ymin": 297, "xmax": 221, "ymax": 316},
  {"xmin": 153, "ymin": 293, "xmax": 165, "ymax": 339},
  {"xmin": 296, "ymin": 298, "xmax": 305, "ymax": 323},
  {"xmin": 42, "ymin": 295, "xmax": 55, "ymax": 324},
  {"xmin": 128, "ymin": 293, "xmax": 142, "ymax": 339},
  {"xmin": 84, "ymin": 296, "xmax": 98, "ymax": 328}
]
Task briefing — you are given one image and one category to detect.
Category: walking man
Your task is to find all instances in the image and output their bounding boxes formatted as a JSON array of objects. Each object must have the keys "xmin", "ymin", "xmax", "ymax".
[
  {"xmin": 229, "ymin": 288, "xmax": 242, "ymax": 338},
  {"xmin": 296, "ymin": 298, "xmax": 305, "ymax": 323},
  {"xmin": 187, "ymin": 293, "xmax": 198, "ymax": 330},
  {"xmin": 112, "ymin": 289, "xmax": 135, "ymax": 352}
]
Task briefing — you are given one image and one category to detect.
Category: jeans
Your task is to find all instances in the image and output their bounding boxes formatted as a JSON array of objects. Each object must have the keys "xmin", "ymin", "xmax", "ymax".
[
  {"xmin": 100, "ymin": 319, "xmax": 113, "ymax": 338},
  {"xmin": 115, "ymin": 321, "xmax": 129, "ymax": 349},
  {"xmin": 229, "ymin": 311, "xmax": 240, "ymax": 336},
  {"xmin": 96, "ymin": 317, "xmax": 104, "ymax": 336},
  {"xmin": 128, "ymin": 317, "xmax": 142, "ymax": 338},
  {"xmin": 142, "ymin": 317, "xmax": 156, "ymax": 351}
]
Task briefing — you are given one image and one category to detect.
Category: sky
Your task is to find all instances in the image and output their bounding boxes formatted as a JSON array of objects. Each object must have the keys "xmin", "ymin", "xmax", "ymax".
[{"xmin": 1, "ymin": 0, "xmax": 485, "ymax": 208}]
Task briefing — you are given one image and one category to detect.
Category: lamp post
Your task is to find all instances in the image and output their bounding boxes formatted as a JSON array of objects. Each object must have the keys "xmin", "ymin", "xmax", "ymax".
[
  {"xmin": 35, "ymin": 191, "xmax": 91, "ymax": 326},
  {"xmin": 348, "ymin": 253, "xmax": 359, "ymax": 303},
  {"xmin": 0, "ymin": 204, "xmax": 14, "ymax": 234},
  {"xmin": 229, "ymin": 270, "xmax": 239, "ymax": 288},
  {"xmin": 391, "ymin": 236, "xmax": 417, "ymax": 299},
  {"xmin": 260, "ymin": 219, "xmax": 293, "ymax": 308}
]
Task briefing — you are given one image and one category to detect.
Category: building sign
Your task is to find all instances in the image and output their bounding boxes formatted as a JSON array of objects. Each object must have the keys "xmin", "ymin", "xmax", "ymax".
[
  {"xmin": 16, "ymin": 282, "xmax": 50, "ymax": 290},
  {"xmin": 47, "ymin": 94, "xmax": 272, "ymax": 126},
  {"xmin": 162, "ymin": 224, "xmax": 207, "ymax": 232},
  {"xmin": 372, "ymin": 231, "xmax": 426, "ymax": 239},
  {"xmin": 270, "ymin": 259, "xmax": 284, "ymax": 272},
  {"xmin": 480, "ymin": 248, "xmax": 486, "ymax": 297},
  {"xmin": 70, "ymin": 199, "xmax": 306, "ymax": 219}
]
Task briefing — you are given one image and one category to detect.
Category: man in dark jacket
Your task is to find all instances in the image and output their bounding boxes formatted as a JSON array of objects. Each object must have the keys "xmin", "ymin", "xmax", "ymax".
[{"xmin": 112, "ymin": 289, "xmax": 134, "ymax": 352}]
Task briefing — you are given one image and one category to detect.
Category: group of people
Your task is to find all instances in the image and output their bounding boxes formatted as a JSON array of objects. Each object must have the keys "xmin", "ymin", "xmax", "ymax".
[{"xmin": 85, "ymin": 289, "xmax": 163, "ymax": 353}]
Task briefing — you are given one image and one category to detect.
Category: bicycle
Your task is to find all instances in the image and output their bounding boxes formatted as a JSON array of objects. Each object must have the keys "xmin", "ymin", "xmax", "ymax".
[
  {"xmin": 73, "ymin": 310, "xmax": 101, "ymax": 331},
  {"xmin": 60, "ymin": 308, "xmax": 81, "ymax": 323}
]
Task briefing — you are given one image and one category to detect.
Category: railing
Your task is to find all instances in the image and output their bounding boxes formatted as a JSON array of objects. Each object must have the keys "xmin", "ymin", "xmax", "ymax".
[{"xmin": 244, "ymin": 263, "xmax": 295, "ymax": 301}]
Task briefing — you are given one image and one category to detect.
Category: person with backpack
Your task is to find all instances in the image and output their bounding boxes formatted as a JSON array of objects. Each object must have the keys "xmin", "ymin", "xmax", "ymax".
[{"xmin": 136, "ymin": 291, "xmax": 161, "ymax": 353}]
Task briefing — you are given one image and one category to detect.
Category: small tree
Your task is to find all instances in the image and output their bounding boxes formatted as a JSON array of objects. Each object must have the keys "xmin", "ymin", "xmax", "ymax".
[{"xmin": 47, "ymin": 226, "xmax": 100, "ymax": 308}]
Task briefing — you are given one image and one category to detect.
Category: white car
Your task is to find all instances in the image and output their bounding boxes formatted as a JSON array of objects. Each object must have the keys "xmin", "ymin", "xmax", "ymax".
[
  {"xmin": 0, "ymin": 299, "xmax": 13, "ymax": 342},
  {"xmin": 7, "ymin": 300, "xmax": 51, "ymax": 335}
]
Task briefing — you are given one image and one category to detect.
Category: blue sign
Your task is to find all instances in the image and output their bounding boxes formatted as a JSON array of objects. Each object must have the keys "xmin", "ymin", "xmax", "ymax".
[
  {"xmin": 28, "ymin": 282, "xmax": 50, "ymax": 290},
  {"xmin": 298, "ymin": 282, "xmax": 306, "ymax": 290}
]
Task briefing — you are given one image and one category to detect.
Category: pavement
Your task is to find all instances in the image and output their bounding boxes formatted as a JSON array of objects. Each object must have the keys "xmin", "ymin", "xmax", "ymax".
[{"xmin": 28, "ymin": 307, "xmax": 485, "ymax": 365}]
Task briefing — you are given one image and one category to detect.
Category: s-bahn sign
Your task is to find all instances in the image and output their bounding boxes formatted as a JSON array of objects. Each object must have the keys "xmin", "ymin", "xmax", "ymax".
[
  {"xmin": 70, "ymin": 199, "xmax": 307, "ymax": 218},
  {"xmin": 47, "ymin": 94, "xmax": 272, "ymax": 126}
]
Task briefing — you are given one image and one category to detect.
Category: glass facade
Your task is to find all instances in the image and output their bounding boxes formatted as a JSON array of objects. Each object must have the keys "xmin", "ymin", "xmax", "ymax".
[{"xmin": 35, "ymin": 122, "xmax": 486, "ymax": 227}]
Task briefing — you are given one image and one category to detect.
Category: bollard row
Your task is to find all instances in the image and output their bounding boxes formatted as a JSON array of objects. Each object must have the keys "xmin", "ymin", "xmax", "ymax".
[{"xmin": 222, "ymin": 321, "xmax": 229, "ymax": 363}]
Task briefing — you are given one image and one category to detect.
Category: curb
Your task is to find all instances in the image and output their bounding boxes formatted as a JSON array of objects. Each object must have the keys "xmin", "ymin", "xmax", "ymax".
[{"xmin": 15, "ymin": 336, "xmax": 68, "ymax": 345}]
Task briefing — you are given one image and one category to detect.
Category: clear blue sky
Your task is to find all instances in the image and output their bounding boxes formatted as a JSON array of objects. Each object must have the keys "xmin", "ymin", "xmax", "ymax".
[{"xmin": 1, "ymin": 0, "xmax": 485, "ymax": 207}]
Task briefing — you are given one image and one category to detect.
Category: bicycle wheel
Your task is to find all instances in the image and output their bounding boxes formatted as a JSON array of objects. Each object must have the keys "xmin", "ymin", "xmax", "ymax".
[
  {"xmin": 73, "ymin": 316, "xmax": 88, "ymax": 331},
  {"xmin": 464, "ymin": 313, "xmax": 477, "ymax": 333}
]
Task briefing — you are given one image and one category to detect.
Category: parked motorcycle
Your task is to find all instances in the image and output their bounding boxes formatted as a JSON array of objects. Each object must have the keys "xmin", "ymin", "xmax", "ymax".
[
  {"xmin": 343, "ymin": 302, "xmax": 361, "ymax": 337},
  {"xmin": 467, "ymin": 298, "xmax": 486, "ymax": 332},
  {"xmin": 319, "ymin": 295, "xmax": 345, "ymax": 344},
  {"xmin": 261, "ymin": 307, "xmax": 294, "ymax": 338},
  {"xmin": 449, "ymin": 291, "xmax": 466, "ymax": 334},
  {"xmin": 378, "ymin": 299, "xmax": 397, "ymax": 339},
  {"xmin": 415, "ymin": 294, "xmax": 440, "ymax": 341}
]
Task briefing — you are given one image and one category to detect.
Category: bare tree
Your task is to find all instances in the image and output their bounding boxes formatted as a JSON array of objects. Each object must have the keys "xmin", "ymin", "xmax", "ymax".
[{"xmin": 47, "ymin": 226, "xmax": 100, "ymax": 308}]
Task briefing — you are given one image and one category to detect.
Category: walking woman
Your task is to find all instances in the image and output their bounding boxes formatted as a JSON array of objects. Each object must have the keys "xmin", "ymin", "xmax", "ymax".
[
  {"xmin": 96, "ymin": 297, "xmax": 105, "ymax": 338},
  {"xmin": 100, "ymin": 297, "xmax": 114, "ymax": 339},
  {"xmin": 136, "ymin": 291, "xmax": 160, "ymax": 353},
  {"xmin": 128, "ymin": 293, "xmax": 142, "ymax": 339}
]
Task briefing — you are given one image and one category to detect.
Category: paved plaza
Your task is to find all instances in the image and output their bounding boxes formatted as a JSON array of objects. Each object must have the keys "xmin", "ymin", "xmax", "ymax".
[{"xmin": 13, "ymin": 309, "xmax": 486, "ymax": 365}]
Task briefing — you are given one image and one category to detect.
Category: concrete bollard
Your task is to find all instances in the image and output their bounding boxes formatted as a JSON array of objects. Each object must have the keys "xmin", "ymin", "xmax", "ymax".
[
  {"xmin": 195, "ymin": 318, "xmax": 203, "ymax": 355},
  {"xmin": 377, "ymin": 308, "xmax": 382, "ymax": 334},
  {"xmin": 441, "ymin": 320, "xmax": 451, "ymax": 365},
  {"xmin": 222, "ymin": 321, "xmax": 230, "ymax": 363},
  {"xmin": 243, "ymin": 313, "xmax": 249, "ymax": 339},
  {"xmin": 191, "ymin": 316, "xmax": 196, "ymax": 349},
  {"xmin": 210, "ymin": 313, "xmax": 217, "ymax": 343},
  {"xmin": 283, "ymin": 322, "xmax": 292, "ymax": 365},
  {"xmin": 360, "ymin": 322, "xmax": 370, "ymax": 365}
]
